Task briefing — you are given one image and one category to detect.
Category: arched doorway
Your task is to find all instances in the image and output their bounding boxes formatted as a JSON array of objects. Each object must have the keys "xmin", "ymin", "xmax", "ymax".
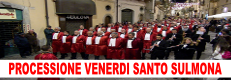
[
  {"xmin": 105, "ymin": 16, "xmax": 112, "ymax": 26},
  {"xmin": 122, "ymin": 9, "xmax": 134, "ymax": 23},
  {"xmin": 139, "ymin": 14, "xmax": 143, "ymax": 21}
]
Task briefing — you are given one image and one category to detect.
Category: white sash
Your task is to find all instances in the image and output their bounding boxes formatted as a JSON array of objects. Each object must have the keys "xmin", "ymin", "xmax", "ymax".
[
  {"xmin": 120, "ymin": 34, "xmax": 125, "ymax": 38},
  {"xmin": 52, "ymin": 33, "xmax": 59, "ymax": 39},
  {"xmin": 144, "ymin": 33, "xmax": 151, "ymax": 40},
  {"xmin": 109, "ymin": 38, "xmax": 116, "ymax": 47},
  {"xmin": 79, "ymin": 30, "xmax": 83, "ymax": 35},
  {"xmin": 127, "ymin": 40, "xmax": 133, "ymax": 48},
  {"xmin": 72, "ymin": 35, "xmax": 79, "ymax": 43},
  {"xmin": 86, "ymin": 37, "xmax": 92, "ymax": 45},
  {"xmin": 118, "ymin": 27, "xmax": 122, "ymax": 32},
  {"xmin": 157, "ymin": 28, "xmax": 161, "ymax": 32},
  {"xmin": 162, "ymin": 31, "xmax": 166, "ymax": 37},
  {"xmin": 97, "ymin": 28, "xmax": 101, "ymax": 31},
  {"xmin": 62, "ymin": 36, "xmax": 67, "ymax": 43},
  {"xmin": 95, "ymin": 37, "xmax": 101, "ymax": 44},
  {"xmin": 128, "ymin": 29, "xmax": 132, "ymax": 33},
  {"xmin": 134, "ymin": 32, "xmax": 137, "ymax": 38},
  {"xmin": 170, "ymin": 27, "xmax": 174, "ymax": 31},
  {"xmin": 107, "ymin": 27, "xmax": 111, "ymax": 32}
]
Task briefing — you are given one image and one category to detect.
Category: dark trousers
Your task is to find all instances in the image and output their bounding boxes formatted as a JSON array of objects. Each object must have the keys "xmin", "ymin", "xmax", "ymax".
[
  {"xmin": 165, "ymin": 48, "xmax": 178, "ymax": 59},
  {"xmin": 30, "ymin": 44, "xmax": 38, "ymax": 53},
  {"xmin": 18, "ymin": 47, "xmax": 30, "ymax": 57},
  {"xmin": 151, "ymin": 52, "xmax": 165, "ymax": 60},
  {"xmin": 71, "ymin": 52, "xmax": 85, "ymax": 59},
  {"xmin": 196, "ymin": 51, "xmax": 202, "ymax": 60},
  {"xmin": 95, "ymin": 55, "xmax": 107, "ymax": 60},
  {"xmin": 141, "ymin": 53, "xmax": 146, "ymax": 59},
  {"xmin": 46, "ymin": 38, "xmax": 52, "ymax": 46}
]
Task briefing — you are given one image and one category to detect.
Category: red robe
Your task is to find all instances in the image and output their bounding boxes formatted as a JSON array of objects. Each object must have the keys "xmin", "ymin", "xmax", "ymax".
[
  {"xmin": 78, "ymin": 29, "xmax": 88, "ymax": 36},
  {"xmin": 84, "ymin": 36, "xmax": 96, "ymax": 54},
  {"xmin": 117, "ymin": 26, "xmax": 126, "ymax": 33},
  {"xmin": 126, "ymin": 28, "xmax": 133, "ymax": 34},
  {"xmin": 142, "ymin": 32, "xmax": 157, "ymax": 53},
  {"xmin": 153, "ymin": 26, "xmax": 163, "ymax": 33},
  {"xmin": 107, "ymin": 37, "xmax": 124, "ymax": 59},
  {"xmin": 132, "ymin": 30, "xmax": 143, "ymax": 40},
  {"xmin": 125, "ymin": 38, "xmax": 142, "ymax": 59},
  {"xmin": 71, "ymin": 35, "xmax": 86, "ymax": 53},
  {"xmin": 158, "ymin": 30, "xmax": 171, "ymax": 40},
  {"xmin": 52, "ymin": 32, "xmax": 64, "ymax": 53},
  {"xmin": 94, "ymin": 36, "xmax": 108, "ymax": 56},
  {"xmin": 106, "ymin": 26, "xmax": 117, "ymax": 32},
  {"xmin": 104, "ymin": 32, "xmax": 111, "ymax": 37},
  {"xmin": 35, "ymin": 53, "xmax": 59, "ymax": 80},
  {"xmin": 118, "ymin": 33, "xmax": 128, "ymax": 39},
  {"xmin": 60, "ymin": 35, "xmax": 72, "ymax": 53}
]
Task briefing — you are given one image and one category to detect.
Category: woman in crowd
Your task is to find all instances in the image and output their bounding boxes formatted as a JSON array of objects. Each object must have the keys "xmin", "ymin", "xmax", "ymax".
[{"xmin": 212, "ymin": 36, "xmax": 231, "ymax": 60}]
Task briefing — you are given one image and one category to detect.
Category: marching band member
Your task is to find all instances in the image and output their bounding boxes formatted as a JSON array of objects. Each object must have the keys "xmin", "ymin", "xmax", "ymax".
[
  {"xmin": 150, "ymin": 34, "xmax": 168, "ymax": 60},
  {"xmin": 70, "ymin": 30, "xmax": 86, "ymax": 59},
  {"xmin": 125, "ymin": 32, "xmax": 142, "ymax": 59},
  {"xmin": 178, "ymin": 25, "xmax": 192, "ymax": 38},
  {"xmin": 60, "ymin": 31, "xmax": 72, "ymax": 59},
  {"xmin": 165, "ymin": 29, "xmax": 182, "ymax": 59},
  {"xmin": 78, "ymin": 25, "xmax": 88, "ymax": 36},
  {"xmin": 94, "ymin": 31, "xmax": 109, "ymax": 60},
  {"xmin": 84, "ymin": 31, "xmax": 96, "ymax": 59},
  {"xmin": 192, "ymin": 27, "xmax": 210, "ymax": 60},
  {"xmin": 141, "ymin": 28, "xmax": 157, "ymax": 59},
  {"xmin": 107, "ymin": 32, "xmax": 124, "ymax": 59},
  {"xmin": 52, "ymin": 27, "xmax": 64, "ymax": 56}
]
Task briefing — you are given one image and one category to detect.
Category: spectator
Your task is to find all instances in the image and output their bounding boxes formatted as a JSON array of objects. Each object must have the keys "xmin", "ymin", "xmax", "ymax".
[
  {"xmin": 25, "ymin": 29, "xmax": 38, "ymax": 53},
  {"xmin": 14, "ymin": 32, "xmax": 30, "ymax": 58},
  {"xmin": 44, "ymin": 26, "xmax": 55, "ymax": 46},
  {"xmin": 212, "ymin": 36, "xmax": 231, "ymax": 60}
]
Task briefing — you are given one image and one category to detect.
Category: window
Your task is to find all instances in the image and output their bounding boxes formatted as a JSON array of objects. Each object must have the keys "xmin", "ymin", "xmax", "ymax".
[{"xmin": 105, "ymin": 5, "xmax": 111, "ymax": 11}]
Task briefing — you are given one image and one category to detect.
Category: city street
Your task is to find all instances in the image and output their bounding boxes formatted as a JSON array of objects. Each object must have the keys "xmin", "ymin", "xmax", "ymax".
[{"xmin": 0, "ymin": 32, "xmax": 218, "ymax": 80}]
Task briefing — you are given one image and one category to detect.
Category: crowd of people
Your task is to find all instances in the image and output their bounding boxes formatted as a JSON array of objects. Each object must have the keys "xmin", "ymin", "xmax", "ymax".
[{"xmin": 14, "ymin": 17, "xmax": 231, "ymax": 60}]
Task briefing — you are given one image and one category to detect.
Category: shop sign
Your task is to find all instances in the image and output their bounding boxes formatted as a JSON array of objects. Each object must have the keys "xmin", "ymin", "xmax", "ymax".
[
  {"xmin": 0, "ymin": 9, "xmax": 16, "ymax": 19},
  {"xmin": 66, "ymin": 15, "xmax": 89, "ymax": 19}
]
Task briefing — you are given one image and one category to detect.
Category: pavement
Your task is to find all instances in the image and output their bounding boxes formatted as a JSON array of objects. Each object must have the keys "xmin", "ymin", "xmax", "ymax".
[{"xmin": 0, "ymin": 32, "xmax": 220, "ymax": 80}]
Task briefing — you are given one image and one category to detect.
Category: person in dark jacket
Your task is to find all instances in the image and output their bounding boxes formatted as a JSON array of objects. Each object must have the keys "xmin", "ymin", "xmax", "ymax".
[
  {"xmin": 44, "ymin": 26, "xmax": 55, "ymax": 46},
  {"xmin": 25, "ymin": 29, "xmax": 38, "ymax": 53},
  {"xmin": 14, "ymin": 32, "xmax": 30, "ymax": 58}
]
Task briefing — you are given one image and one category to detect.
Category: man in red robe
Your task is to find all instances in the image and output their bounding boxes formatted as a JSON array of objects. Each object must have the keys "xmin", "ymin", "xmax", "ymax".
[
  {"xmin": 126, "ymin": 24, "xmax": 133, "ymax": 33},
  {"xmin": 95, "ymin": 23, "xmax": 104, "ymax": 32},
  {"xmin": 117, "ymin": 23, "xmax": 126, "ymax": 33},
  {"xmin": 141, "ymin": 28, "xmax": 157, "ymax": 59},
  {"xmin": 132, "ymin": 25, "xmax": 143, "ymax": 39},
  {"xmin": 106, "ymin": 23, "xmax": 117, "ymax": 32},
  {"xmin": 78, "ymin": 25, "xmax": 88, "ymax": 36},
  {"xmin": 109, "ymin": 29, "xmax": 120, "ymax": 38},
  {"xmin": 94, "ymin": 31, "xmax": 109, "ymax": 60},
  {"xmin": 84, "ymin": 31, "xmax": 96, "ymax": 59},
  {"xmin": 125, "ymin": 32, "xmax": 141, "ymax": 59},
  {"xmin": 60, "ymin": 31, "xmax": 72, "ymax": 59},
  {"xmin": 102, "ymin": 27, "xmax": 110, "ymax": 36},
  {"xmin": 71, "ymin": 30, "xmax": 86, "ymax": 59},
  {"xmin": 120, "ymin": 29, "xmax": 128, "ymax": 39},
  {"xmin": 89, "ymin": 27, "xmax": 97, "ymax": 36},
  {"xmin": 52, "ymin": 27, "xmax": 64, "ymax": 56},
  {"xmin": 158, "ymin": 26, "xmax": 171, "ymax": 40},
  {"xmin": 107, "ymin": 32, "xmax": 124, "ymax": 59},
  {"xmin": 35, "ymin": 45, "xmax": 59, "ymax": 80},
  {"xmin": 153, "ymin": 23, "xmax": 163, "ymax": 33}
]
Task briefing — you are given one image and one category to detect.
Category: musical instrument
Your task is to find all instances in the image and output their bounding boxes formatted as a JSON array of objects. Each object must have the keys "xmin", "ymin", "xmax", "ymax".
[{"xmin": 150, "ymin": 41, "xmax": 159, "ymax": 51}]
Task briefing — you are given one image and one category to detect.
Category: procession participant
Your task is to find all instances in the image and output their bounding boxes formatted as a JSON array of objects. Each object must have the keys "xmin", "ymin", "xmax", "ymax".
[
  {"xmin": 95, "ymin": 23, "xmax": 104, "ymax": 32},
  {"xmin": 153, "ymin": 23, "xmax": 163, "ymax": 33},
  {"xmin": 14, "ymin": 32, "xmax": 30, "ymax": 58},
  {"xmin": 132, "ymin": 25, "xmax": 143, "ymax": 39},
  {"xmin": 107, "ymin": 32, "xmax": 124, "ymax": 59},
  {"xmin": 178, "ymin": 25, "xmax": 192, "ymax": 38},
  {"xmin": 125, "ymin": 32, "xmax": 141, "ymax": 59},
  {"xmin": 94, "ymin": 31, "xmax": 109, "ymax": 60},
  {"xmin": 117, "ymin": 23, "xmax": 125, "ymax": 33},
  {"xmin": 107, "ymin": 23, "xmax": 117, "ymax": 32},
  {"xmin": 139, "ymin": 24, "xmax": 147, "ymax": 33},
  {"xmin": 35, "ymin": 45, "xmax": 59, "ymax": 80},
  {"xmin": 78, "ymin": 25, "xmax": 88, "ymax": 36},
  {"xmin": 52, "ymin": 27, "xmax": 64, "ymax": 56},
  {"xmin": 173, "ymin": 38, "xmax": 197, "ymax": 60},
  {"xmin": 59, "ymin": 31, "xmax": 72, "ymax": 59},
  {"xmin": 89, "ymin": 27, "xmax": 97, "ymax": 36},
  {"xmin": 204, "ymin": 21, "xmax": 211, "ymax": 35},
  {"xmin": 102, "ymin": 27, "xmax": 110, "ymax": 36},
  {"xmin": 150, "ymin": 34, "xmax": 168, "ymax": 60},
  {"xmin": 120, "ymin": 29, "xmax": 128, "ymax": 39},
  {"xmin": 192, "ymin": 27, "xmax": 210, "ymax": 60},
  {"xmin": 84, "ymin": 31, "xmax": 96, "ymax": 59},
  {"xmin": 168, "ymin": 23, "xmax": 177, "ymax": 31},
  {"xmin": 141, "ymin": 28, "xmax": 157, "ymax": 59},
  {"xmin": 109, "ymin": 29, "xmax": 120, "ymax": 38},
  {"xmin": 127, "ymin": 24, "xmax": 134, "ymax": 33},
  {"xmin": 70, "ymin": 30, "xmax": 86, "ymax": 59},
  {"xmin": 165, "ymin": 29, "xmax": 182, "ymax": 59},
  {"xmin": 158, "ymin": 26, "xmax": 171, "ymax": 40}
]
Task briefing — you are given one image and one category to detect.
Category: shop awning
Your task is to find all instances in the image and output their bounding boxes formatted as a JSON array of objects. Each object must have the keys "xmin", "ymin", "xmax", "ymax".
[{"xmin": 55, "ymin": 0, "xmax": 96, "ymax": 15}]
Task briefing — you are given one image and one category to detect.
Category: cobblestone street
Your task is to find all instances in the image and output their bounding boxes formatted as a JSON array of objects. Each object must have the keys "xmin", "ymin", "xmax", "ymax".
[{"xmin": 0, "ymin": 32, "xmax": 219, "ymax": 80}]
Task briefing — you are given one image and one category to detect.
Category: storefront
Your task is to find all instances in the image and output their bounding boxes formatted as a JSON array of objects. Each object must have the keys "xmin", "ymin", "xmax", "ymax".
[
  {"xmin": 0, "ymin": 8, "xmax": 23, "ymax": 58},
  {"xmin": 55, "ymin": 0, "xmax": 96, "ymax": 35}
]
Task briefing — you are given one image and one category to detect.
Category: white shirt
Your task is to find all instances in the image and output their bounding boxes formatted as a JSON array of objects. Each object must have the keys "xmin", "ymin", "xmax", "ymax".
[
  {"xmin": 118, "ymin": 27, "xmax": 122, "ymax": 32},
  {"xmin": 128, "ymin": 29, "xmax": 132, "ymax": 33},
  {"xmin": 127, "ymin": 39, "xmax": 133, "ymax": 48},
  {"xmin": 157, "ymin": 28, "xmax": 161, "ymax": 32},
  {"xmin": 79, "ymin": 30, "xmax": 83, "ymax": 35},
  {"xmin": 62, "ymin": 36, "xmax": 67, "ymax": 43},
  {"xmin": 162, "ymin": 31, "xmax": 167, "ymax": 37},
  {"xmin": 109, "ymin": 38, "xmax": 116, "ymax": 47},
  {"xmin": 72, "ymin": 35, "xmax": 79, "ymax": 43},
  {"xmin": 120, "ymin": 33, "xmax": 125, "ymax": 38},
  {"xmin": 97, "ymin": 27, "xmax": 101, "ymax": 31},
  {"xmin": 52, "ymin": 33, "xmax": 59, "ymax": 39},
  {"xmin": 86, "ymin": 37, "xmax": 92, "ymax": 45},
  {"xmin": 95, "ymin": 36, "xmax": 101, "ymax": 44},
  {"xmin": 107, "ymin": 27, "xmax": 111, "ymax": 32},
  {"xmin": 156, "ymin": 41, "xmax": 161, "ymax": 45},
  {"xmin": 144, "ymin": 33, "xmax": 151, "ymax": 40}
]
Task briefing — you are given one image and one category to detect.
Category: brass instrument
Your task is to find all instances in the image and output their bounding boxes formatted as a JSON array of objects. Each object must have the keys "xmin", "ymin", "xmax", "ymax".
[{"xmin": 195, "ymin": 35, "xmax": 202, "ymax": 46}]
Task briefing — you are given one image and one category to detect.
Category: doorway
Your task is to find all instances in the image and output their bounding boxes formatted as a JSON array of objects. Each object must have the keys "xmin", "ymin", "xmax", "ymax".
[
  {"xmin": 105, "ymin": 16, "xmax": 112, "ymax": 26},
  {"xmin": 122, "ymin": 9, "xmax": 134, "ymax": 23}
]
